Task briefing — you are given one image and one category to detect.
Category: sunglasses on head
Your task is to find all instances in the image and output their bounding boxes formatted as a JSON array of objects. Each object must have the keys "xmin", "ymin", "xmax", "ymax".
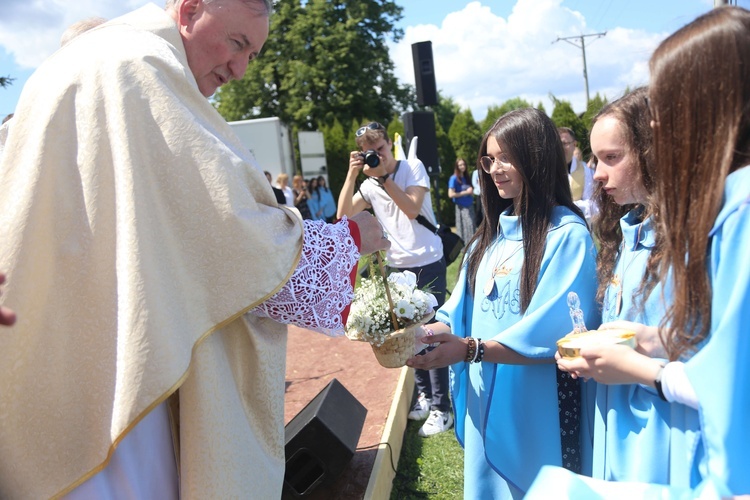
[{"xmin": 356, "ymin": 122, "xmax": 384, "ymax": 137}]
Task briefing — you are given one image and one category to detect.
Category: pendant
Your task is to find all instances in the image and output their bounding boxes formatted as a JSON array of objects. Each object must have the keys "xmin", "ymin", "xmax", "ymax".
[
  {"xmin": 496, "ymin": 265, "xmax": 511, "ymax": 277},
  {"xmin": 484, "ymin": 274, "xmax": 496, "ymax": 297},
  {"xmin": 615, "ymin": 288, "xmax": 622, "ymax": 316}
]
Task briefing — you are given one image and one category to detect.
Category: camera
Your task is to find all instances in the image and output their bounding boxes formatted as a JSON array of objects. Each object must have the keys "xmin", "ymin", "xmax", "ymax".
[{"xmin": 360, "ymin": 150, "xmax": 380, "ymax": 168}]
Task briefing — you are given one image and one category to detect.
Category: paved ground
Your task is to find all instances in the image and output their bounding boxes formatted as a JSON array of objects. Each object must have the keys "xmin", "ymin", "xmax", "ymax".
[{"xmin": 284, "ymin": 325, "xmax": 403, "ymax": 499}]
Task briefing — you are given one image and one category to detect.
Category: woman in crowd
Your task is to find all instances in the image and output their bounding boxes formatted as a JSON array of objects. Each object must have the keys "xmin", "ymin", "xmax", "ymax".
[
  {"xmin": 275, "ymin": 173, "xmax": 295, "ymax": 207},
  {"xmin": 292, "ymin": 174, "xmax": 312, "ymax": 220},
  {"xmin": 448, "ymin": 157, "xmax": 476, "ymax": 244},
  {"xmin": 306, "ymin": 177, "xmax": 320, "ymax": 220},
  {"xmin": 314, "ymin": 175, "xmax": 337, "ymax": 223},
  {"xmin": 558, "ymin": 6, "xmax": 750, "ymax": 494},
  {"xmin": 407, "ymin": 108, "xmax": 598, "ymax": 498}
]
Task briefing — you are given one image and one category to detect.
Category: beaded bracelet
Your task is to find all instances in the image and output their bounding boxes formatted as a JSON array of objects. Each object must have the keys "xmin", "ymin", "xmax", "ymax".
[
  {"xmin": 473, "ymin": 340, "xmax": 486, "ymax": 363},
  {"xmin": 470, "ymin": 338, "xmax": 482, "ymax": 363},
  {"xmin": 465, "ymin": 337, "xmax": 477, "ymax": 363}
]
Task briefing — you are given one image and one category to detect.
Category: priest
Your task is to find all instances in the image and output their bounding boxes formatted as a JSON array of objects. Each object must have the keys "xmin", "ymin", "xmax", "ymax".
[{"xmin": 0, "ymin": 0, "xmax": 387, "ymax": 497}]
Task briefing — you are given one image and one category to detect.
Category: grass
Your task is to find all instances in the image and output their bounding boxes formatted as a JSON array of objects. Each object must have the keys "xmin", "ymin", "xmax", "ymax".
[
  {"xmin": 389, "ymin": 252, "xmax": 465, "ymax": 499},
  {"xmin": 389, "ymin": 420, "xmax": 464, "ymax": 499}
]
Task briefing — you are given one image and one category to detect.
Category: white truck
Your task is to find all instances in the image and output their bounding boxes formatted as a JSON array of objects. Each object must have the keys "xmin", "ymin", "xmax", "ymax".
[{"xmin": 228, "ymin": 117, "xmax": 328, "ymax": 184}]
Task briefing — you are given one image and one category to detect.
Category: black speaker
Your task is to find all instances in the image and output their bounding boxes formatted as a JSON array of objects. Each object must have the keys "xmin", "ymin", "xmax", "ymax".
[
  {"xmin": 412, "ymin": 41, "xmax": 438, "ymax": 107},
  {"xmin": 402, "ymin": 111, "xmax": 440, "ymax": 177},
  {"xmin": 282, "ymin": 379, "xmax": 367, "ymax": 498}
]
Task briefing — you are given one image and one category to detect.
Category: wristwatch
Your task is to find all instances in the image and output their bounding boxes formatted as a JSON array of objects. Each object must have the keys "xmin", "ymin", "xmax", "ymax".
[{"xmin": 378, "ymin": 172, "xmax": 390, "ymax": 185}]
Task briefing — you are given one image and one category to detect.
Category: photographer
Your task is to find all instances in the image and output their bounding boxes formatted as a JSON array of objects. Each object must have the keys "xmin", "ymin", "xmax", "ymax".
[{"xmin": 337, "ymin": 121, "xmax": 453, "ymax": 437}]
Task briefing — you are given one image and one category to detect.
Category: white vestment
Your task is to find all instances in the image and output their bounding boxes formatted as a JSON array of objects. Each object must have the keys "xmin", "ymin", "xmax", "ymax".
[{"xmin": 0, "ymin": 5, "xmax": 305, "ymax": 498}]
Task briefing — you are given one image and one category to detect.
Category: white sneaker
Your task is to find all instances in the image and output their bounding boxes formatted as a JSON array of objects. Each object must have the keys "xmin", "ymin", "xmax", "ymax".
[
  {"xmin": 408, "ymin": 392, "xmax": 431, "ymax": 421},
  {"xmin": 418, "ymin": 410, "xmax": 454, "ymax": 437}
]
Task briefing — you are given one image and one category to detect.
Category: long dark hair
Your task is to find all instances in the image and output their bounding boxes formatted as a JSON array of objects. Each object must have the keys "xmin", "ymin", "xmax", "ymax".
[
  {"xmin": 453, "ymin": 158, "xmax": 470, "ymax": 184},
  {"xmin": 590, "ymin": 87, "xmax": 659, "ymax": 306},
  {"xmin": 650, "ymin": 6, "xmax": 750, "ymax": 360},
  {"xmin": 466, "ymin": 108, "xmax": 584, "ymax": 312}
]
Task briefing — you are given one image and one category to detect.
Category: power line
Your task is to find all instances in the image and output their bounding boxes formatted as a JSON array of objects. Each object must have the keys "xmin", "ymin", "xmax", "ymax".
[{"xmin": 553, "ymin": 32, "xmax": 607, "ymax": 106}]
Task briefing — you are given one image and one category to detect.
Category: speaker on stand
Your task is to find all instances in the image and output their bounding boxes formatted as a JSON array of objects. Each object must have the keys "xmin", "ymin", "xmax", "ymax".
[
  {"xmin": 412, "ymin": 41, "xmax": 438, "ymax": 107},
  {"xmin": 402, "ymin": 110, "xmax": 443, "ymax": 221},
  {"xmin": 282, "ymin": 379, "xmax": 367, "ymax": 498}
]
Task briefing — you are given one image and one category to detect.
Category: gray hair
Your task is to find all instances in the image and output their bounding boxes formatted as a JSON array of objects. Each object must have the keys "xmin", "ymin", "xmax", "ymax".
[
  {"xmin": 165, "ymin": 0, "xmax": 272, "ymax": 15},
  {"xmin": 60, "ymin": 16, "xmax": 108, "ymax": 47}
]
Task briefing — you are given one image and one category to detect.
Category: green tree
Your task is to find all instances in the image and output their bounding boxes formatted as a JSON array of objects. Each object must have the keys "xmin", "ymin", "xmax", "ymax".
[
  {"xmin": 432, "ymin": 92, "xmax": 461, "ymax": 136},
  {"xmin": 550, "ymin": 94, "xmax": 589, "ymax": 154},
  {"xmin": 582, "ymin": 92, "xmax": 607, "ymax": 129},
  {"xmin": 319, "ymin": 119, "xmax": 349, "ymax": 195},
  {"xmin": 480, "ymin": 97, "xmax": 533, "ymax": 132},
  {"xmin": 214, "ymin": 0, "xmax": 411, "ymax": 132},
  {"xmin": 434, "ymin": 120, "xmax": 456, "ymax": 226},
  {"xmin": 448, "ymin": 108, "xmax": 481, "ymax": 165},
  {"xmin": 387, "ymin": 114, "xmax": 405, "ymax": 151}
]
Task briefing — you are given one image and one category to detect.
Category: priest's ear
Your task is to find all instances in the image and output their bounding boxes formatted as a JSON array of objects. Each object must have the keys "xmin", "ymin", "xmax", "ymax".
[{"xmin": 176, "ymin": 0, "xmax": 204, "ymax": 28}]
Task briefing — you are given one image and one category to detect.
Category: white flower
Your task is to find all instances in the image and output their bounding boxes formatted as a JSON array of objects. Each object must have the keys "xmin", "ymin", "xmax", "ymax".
[
  {"xmin": 394, "ymin": 299, "xmax": 416, "ymax": 319},
  {"xmin": 345, "ymin": 270, "xmax": 438, "ymax": 346},
  {"xmin": 388, "ymin": 270, "xmax": 417, "ymax": 288}
]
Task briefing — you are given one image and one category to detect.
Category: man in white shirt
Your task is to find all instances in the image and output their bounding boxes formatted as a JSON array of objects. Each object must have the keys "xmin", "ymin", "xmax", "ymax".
[{"xmin": 338, "ymin": 121, "xmax": 454, "ymax": 438}]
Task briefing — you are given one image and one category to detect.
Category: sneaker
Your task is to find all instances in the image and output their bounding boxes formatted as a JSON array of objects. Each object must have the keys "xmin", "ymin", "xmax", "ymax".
[
  {"xmin": 408, "ymin": 392, "xmax": 431, "ymax": 421},
  {"xmin": 418, "ymin": 410, "xmax": 454, "ymax": 437}
]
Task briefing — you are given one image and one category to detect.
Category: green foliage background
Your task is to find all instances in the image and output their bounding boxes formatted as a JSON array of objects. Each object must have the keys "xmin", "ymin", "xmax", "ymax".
[{"xmin": 211, "ymin": 0, "xmax": 612, "ymax": 219}]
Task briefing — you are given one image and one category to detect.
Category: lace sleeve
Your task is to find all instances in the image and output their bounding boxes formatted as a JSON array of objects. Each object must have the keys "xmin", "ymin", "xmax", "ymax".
[{"xmin": 249, "ymin": 218, "xmax": 359, "ymax": 336}]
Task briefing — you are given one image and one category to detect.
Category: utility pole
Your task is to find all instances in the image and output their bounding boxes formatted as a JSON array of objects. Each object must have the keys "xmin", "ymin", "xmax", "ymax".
[{"xmin": 554, "ymin": 32, "xmax": 607, "ymax": 106}]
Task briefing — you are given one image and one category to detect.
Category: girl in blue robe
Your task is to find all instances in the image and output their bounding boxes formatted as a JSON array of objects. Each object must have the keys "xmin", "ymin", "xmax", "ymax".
[
  {"xmin": 554, "ymin": 7, "xmax": 750, "ymax": 495},
  {"xmin": 407, "ymin": 108, "xmax": 598, "ymax": 499},
  {"xmin": 584, "ymin": 88, "xmax": 700, "ymax": 485}
]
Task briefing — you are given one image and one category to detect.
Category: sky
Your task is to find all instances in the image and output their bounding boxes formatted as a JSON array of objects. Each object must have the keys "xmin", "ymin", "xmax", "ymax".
[{"xmin": 0, "ymin": 0, "xmax": 746, "ymax": 121}]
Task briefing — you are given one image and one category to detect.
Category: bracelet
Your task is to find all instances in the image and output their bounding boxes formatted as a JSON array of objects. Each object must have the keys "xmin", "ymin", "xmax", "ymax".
[
  {"xmin": 654, "ymin": 366, "xmax": 667, "ymax": 401},
  {"xmin": 465, "ymin": 337, "xmax": 476, "ymax": 363},
  {"xmin": 472, "ymin": 340, "xmax": 485, "ymax": 363},
  {"xmin": 378, "ymin": 172, "xmax": 390, "ymax": 185},
  {"xmin": 470, "ymin": 338, "xmax": 481, "ymax": 363}
]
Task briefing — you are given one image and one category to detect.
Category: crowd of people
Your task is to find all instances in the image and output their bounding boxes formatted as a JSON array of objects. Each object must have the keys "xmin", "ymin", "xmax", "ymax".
[
  {"xmin": 1, "ymin": 0, "xmax": 749, "ymax": 499},
  {"xmin": 267, "ymin": 172, "xmax": 338, "ymax": 222}
]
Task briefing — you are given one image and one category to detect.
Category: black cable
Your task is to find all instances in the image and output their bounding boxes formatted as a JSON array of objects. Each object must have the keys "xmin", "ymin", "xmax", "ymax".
[{"xmin": 356, "ymin": 442, "xmax": 398, "ymax": 474}]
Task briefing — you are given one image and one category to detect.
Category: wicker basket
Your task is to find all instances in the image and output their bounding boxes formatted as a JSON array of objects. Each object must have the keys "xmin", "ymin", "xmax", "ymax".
[
  {"xmin": 368, "ymin": 311, "xmax": 434, "ymax": 369},
  {"xmin": 370, "ymin": 323, "xmax": 421, "ymax": 368}
]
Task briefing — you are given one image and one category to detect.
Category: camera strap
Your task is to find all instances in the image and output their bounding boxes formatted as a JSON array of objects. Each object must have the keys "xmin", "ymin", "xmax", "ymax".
[{"xmin": 368, "ymin": 160, "xmax": 401, "ymax": 191}]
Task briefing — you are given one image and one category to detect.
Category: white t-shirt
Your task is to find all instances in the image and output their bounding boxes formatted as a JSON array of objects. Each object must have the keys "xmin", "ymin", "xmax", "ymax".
[
  {"xmin": 278, "ymin": 185, "xmax": 294, "ymax": 206},
  {"xmin": 359, "ymin": 158, "xmax": 443, "ymax": 268}
]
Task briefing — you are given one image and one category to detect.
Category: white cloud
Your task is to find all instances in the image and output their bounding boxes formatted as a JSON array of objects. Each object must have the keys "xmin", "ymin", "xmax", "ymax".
[
  {"xmin": 1, "ymin": 0, "xmax": 669, "ymax": 123},
  {"xmin": 0, "ymin": 1, "xmax": 150, "ymax": 68},
  {"xmin": 389, "ymin": 0, "xmax": 666, "ymax": 122}
]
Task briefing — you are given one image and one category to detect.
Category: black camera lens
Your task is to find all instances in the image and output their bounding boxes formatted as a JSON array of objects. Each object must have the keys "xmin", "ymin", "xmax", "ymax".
[{"xmin": 361, "ymin": 150, "xmax": 380, "ymax": 168}]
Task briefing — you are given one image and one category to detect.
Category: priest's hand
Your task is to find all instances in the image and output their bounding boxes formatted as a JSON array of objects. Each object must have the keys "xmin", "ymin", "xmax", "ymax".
[{"xmin": 350, "ymin": 212, "xmax": 391, "ymax": 255}]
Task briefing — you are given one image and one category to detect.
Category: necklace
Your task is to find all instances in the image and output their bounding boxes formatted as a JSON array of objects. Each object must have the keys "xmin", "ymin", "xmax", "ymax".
[
  {"xmin": 483, "ymin": 236, "xmax": 523, "ymax": 297},
  {"xmin": 611, "ymin": 223, "xmax": 644, "ymax": 316}
]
